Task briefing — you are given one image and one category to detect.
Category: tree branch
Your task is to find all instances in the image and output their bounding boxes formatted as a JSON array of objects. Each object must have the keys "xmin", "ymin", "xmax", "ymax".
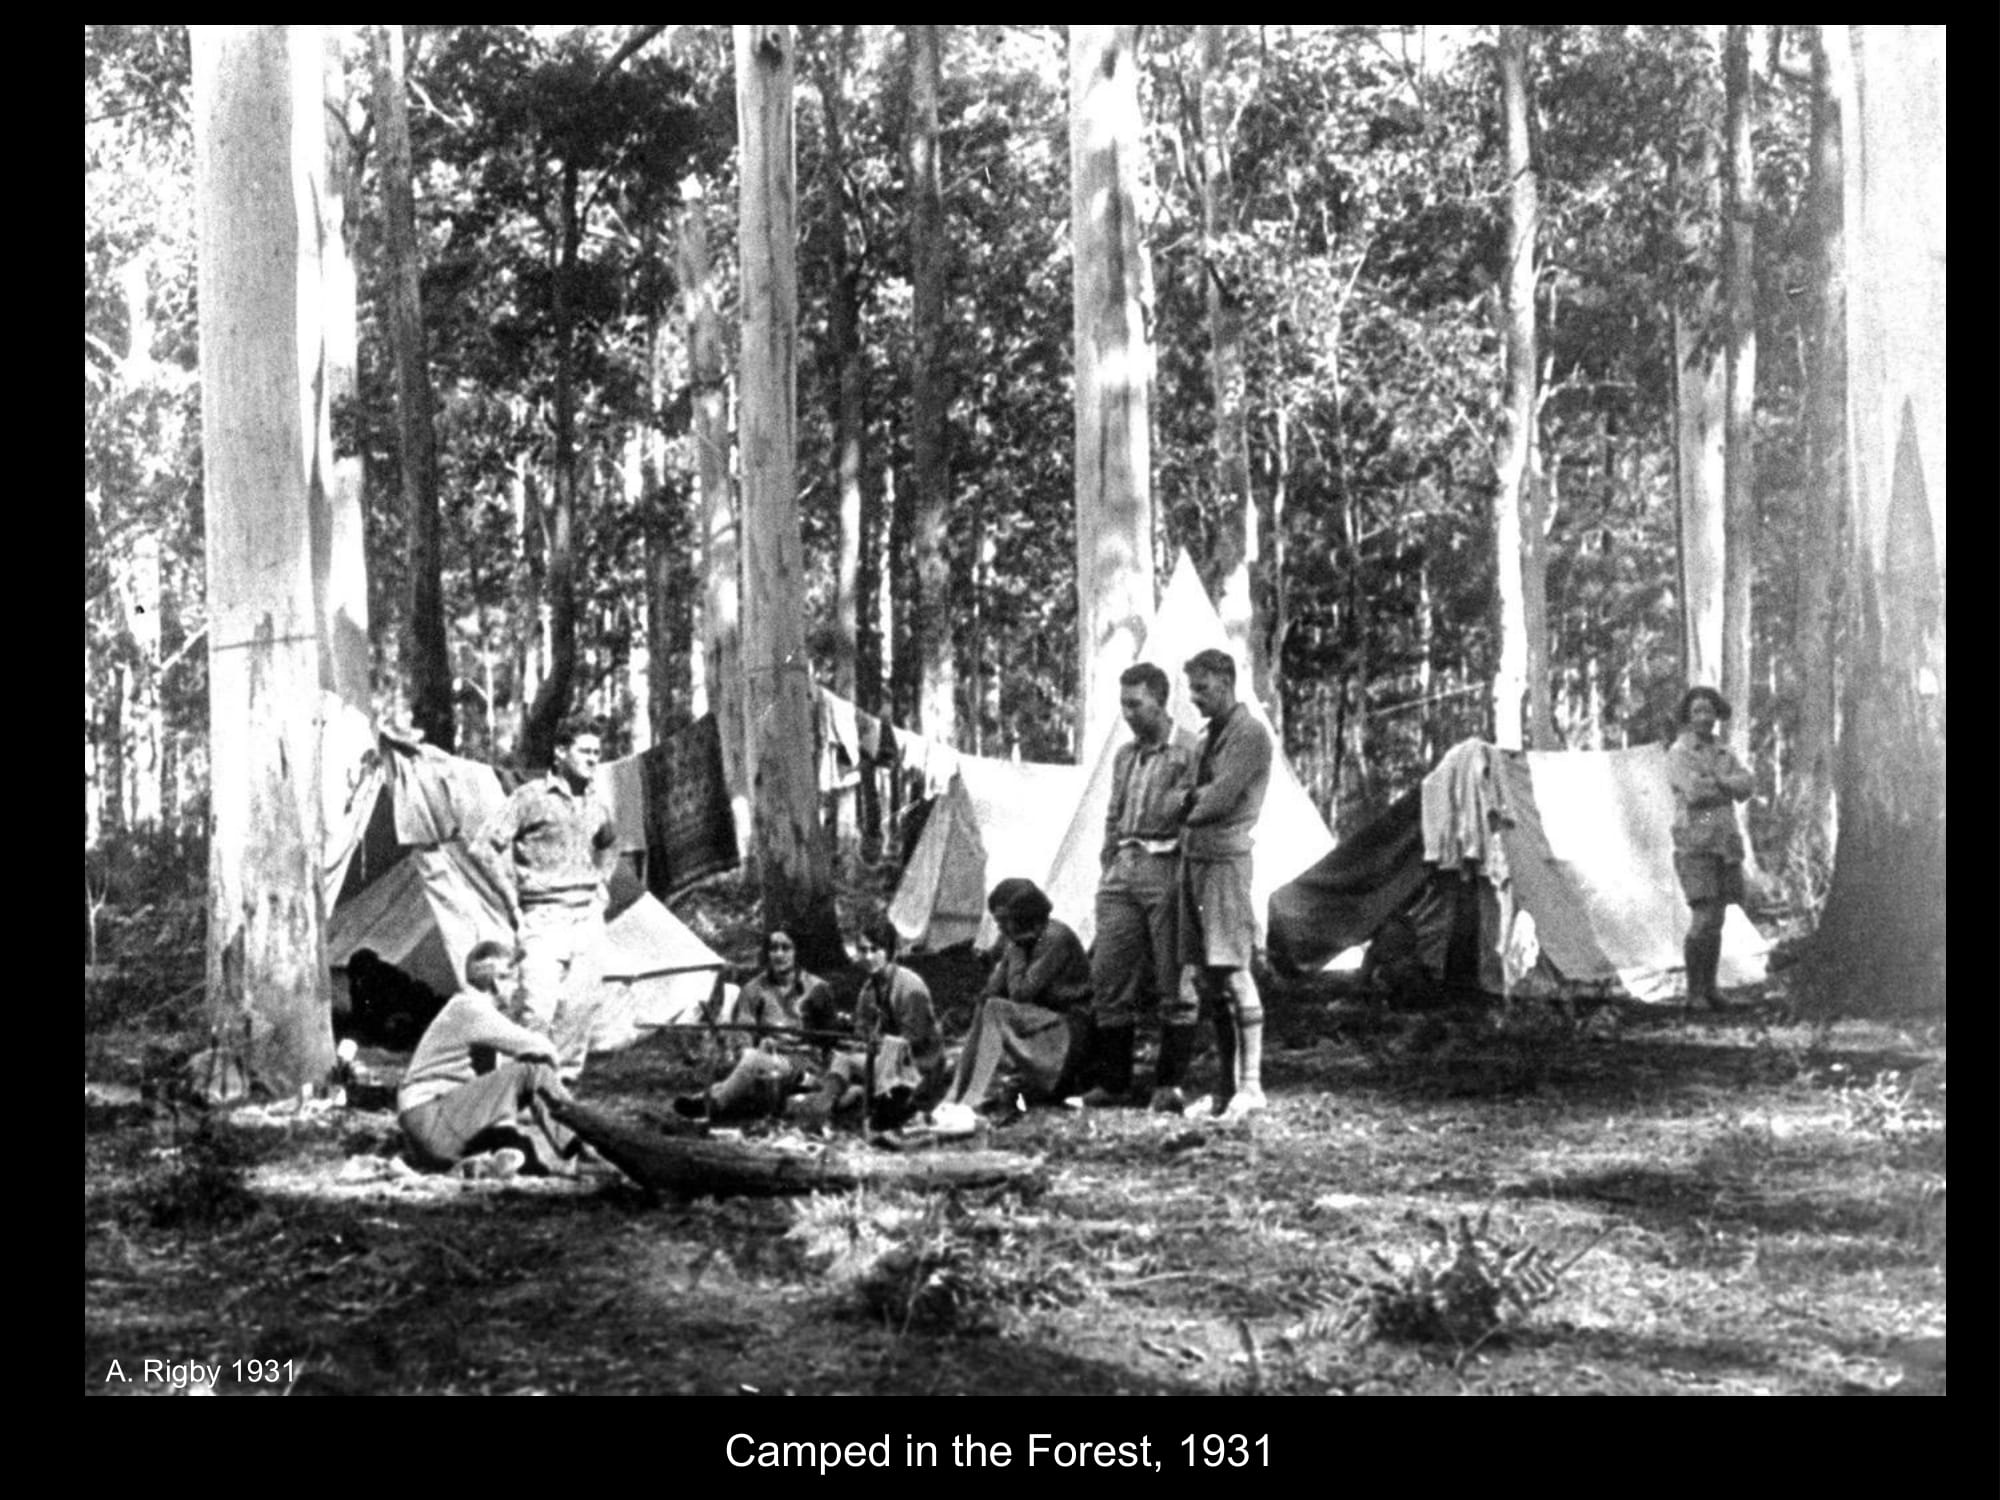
[{"xmin": 596, "ymin": 24, "xmax": 670, "ymax": 87}]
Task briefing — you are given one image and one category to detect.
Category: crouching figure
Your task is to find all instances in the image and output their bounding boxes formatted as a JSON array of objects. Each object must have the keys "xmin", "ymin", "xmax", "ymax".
[
  {"xmin": 941, "ymin": 878, "xmax": 1093, "ymax": 1122},
  {"xmin": 397, "ymin": 940, "xmax": 581, "ymax": 1178}
]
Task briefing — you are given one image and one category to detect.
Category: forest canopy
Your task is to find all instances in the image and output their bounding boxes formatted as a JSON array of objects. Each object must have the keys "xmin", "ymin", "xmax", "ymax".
[{"xmin": 85, "ymin": 25, "xmax": 1945, "ymax": 1023}]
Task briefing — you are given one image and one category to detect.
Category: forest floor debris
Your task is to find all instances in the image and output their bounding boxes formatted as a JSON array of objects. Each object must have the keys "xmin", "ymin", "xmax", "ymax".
[{"xmin": 84, "ymin": 886, "xmax": 1944, "ymax": 1396}]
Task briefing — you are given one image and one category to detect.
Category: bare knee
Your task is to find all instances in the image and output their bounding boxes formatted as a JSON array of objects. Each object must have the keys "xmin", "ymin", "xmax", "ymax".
[{"xmin": 1687, "ymin": 901, "xmax": 1725, "ymax": 942}]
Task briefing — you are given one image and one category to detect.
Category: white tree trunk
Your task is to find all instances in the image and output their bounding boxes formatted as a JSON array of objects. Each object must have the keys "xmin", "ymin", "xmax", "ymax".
[
  {"xmin": 908, "ymin": 25, "xmax": 956, "ymax": 743},
  {"xmin": 1808, "ymin": 25, "xmax": 1946, "ymax": 1017},
  {"xmin": 1720, "ymin": 25, "xmax": 1759, "ymax": 764},
  {"xmin": 734, "ymin": 25, "xmax": 841, "ymax": 966},
  {"xmin": 319, "ymin": 27, "xmax": 374, "ymax": 854},
  {"xmin": 1071, "ymin": 25, "xmax": 1155, "ymax": 759},
  {"xmin": 191, "ymin": 24, "xmax": 335, "ymax": 1094},
  {"xmin": 1490, "ymin": 28, "xmax": 1538, "ymax": 751},
  {"xmin": 681, "ymin": 181, "xmax": 747, "ymax": 845}
]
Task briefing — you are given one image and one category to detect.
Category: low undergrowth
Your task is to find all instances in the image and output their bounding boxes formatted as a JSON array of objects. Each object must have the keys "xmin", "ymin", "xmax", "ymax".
[{"xmin": 84, "ymin": 878, "xmax": 1945, "ymax": 1397}]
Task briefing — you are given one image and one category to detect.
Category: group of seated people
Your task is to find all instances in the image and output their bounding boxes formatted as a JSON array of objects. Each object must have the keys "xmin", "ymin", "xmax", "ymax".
[
  {"xmin": 396, "ymin": 876, "xmax": 1220, "ymax": 1174},
  {"xmin": 672, "ymin": 876, "xmax": 1198, "ymax": 1136}
]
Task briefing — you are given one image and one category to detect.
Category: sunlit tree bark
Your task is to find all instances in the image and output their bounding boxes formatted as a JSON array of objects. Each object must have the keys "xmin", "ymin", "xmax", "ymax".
[
  {"xmin": 813, "ymin": 25, "xmax": 866, "ymax": 708},
  {"xmin": 191, "ymin": 23, "xmax": 335, "ymax": 1094},
  {"xmin": 907, "ymin": 24, "xmax": 956, "ymax": 743},
  {"xmin": 1671, "ymin": 48, "xmax": 1727, "ymax": 696},
  {"xmin": 1779, "ymin": 24, "xmax": 1847, "ymax": 907},
  {"xmin": 1806, "ymin": 25, "xmax": 1946, "ymax": 1018},
  {"xmin": 735, "ymin": 24, "xmax": 842, "ymax": 968},
  {"xmin": 1490, "ymin": 26, "xmax": 1541, "ymax": 750},
  {"xmin": 1071, "ymin": 24, "xmax": 1155, "ymax": 758},
  {"xmin": 1720, "ymin": 25, "xmax": 1758, "ymax": 762},
  {"xmin": 680, "ymin": 180, "xmax": 748, "ymax": 847},
  {"xmin": 319, "ymin": 28, "xmax": 373, "ymax": 814}
]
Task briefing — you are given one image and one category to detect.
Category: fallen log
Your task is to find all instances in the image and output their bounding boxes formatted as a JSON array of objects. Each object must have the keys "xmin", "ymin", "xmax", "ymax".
[{"xmin": 549, "ymin": 1097, "xmax": 1046, "ymax": 1200}]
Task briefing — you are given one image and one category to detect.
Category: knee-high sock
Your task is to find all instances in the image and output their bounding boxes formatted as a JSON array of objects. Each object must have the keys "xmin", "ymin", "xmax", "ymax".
[{"xmin": 1232, "ymin": 989, "xmax": 1265, "ymax": 1096}]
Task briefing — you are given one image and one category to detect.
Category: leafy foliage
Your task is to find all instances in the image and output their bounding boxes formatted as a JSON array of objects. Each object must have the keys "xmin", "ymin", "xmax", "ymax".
[{"xmin": 86, "ymin": 24, "xmax": 1835, "ymax": 877}]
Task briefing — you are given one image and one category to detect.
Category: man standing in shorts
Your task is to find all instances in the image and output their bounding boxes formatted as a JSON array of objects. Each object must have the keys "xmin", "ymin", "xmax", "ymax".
[
  {"xmin": 1180, "ymin": 649, "xmax": 1272, "ymax": 1121},
  {"xmin": 1665, "ymin": 686, "xmax": 1755, "ymax": 1010}
]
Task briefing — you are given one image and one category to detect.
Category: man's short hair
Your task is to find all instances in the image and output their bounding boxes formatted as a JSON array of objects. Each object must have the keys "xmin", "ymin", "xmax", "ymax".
[
  {"xmin": 552, "ymin": 718, "xmax": 600, "ymax": 751},
  {"xmin": 1118, "ymin": 662, "xmax": 1170, "ymax": 705},
  {"xmin": 1184, "ymin": 648, "xmax": 1237, "ymax": 684},
  {"xmin": 1676, "ymin": 686, "xmax": 1733, "ymax": 725},
  {"xmin": 465, "ymin": 939, "xmax": 515, "ymax": 985}
]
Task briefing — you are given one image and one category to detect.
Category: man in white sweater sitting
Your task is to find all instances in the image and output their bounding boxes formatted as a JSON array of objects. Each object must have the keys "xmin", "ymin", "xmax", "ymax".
[{"xmin": 397, "ymin": 940, "xmax": 581, "ymax": 1178}]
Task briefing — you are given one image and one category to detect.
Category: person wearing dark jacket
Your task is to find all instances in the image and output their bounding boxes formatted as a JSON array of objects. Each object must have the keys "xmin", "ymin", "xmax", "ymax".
[
  {"xmin": 813, "ymin": 920, "xmax": 944, "ymax": 1129},
  {"xmin": 945, "ymin": 879, "xmax": 1093, "ymax": 1116}
]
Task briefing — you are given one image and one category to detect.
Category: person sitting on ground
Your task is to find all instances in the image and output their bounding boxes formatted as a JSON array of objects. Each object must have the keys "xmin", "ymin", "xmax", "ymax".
[
  {"xmin": 675, "ymin": 927, "xmax": 841, "ymax": 1122},
  {"xmin": 816, "ymin": 919, "xmax": 944, "ymax": 1130},
  {"xmin": 942, "ymin": 878, "xmax": 1093, "ymax": 1119},
  {"xmin": 396, "ymin": 940, "xmax": 581, "ymax": 1178}
]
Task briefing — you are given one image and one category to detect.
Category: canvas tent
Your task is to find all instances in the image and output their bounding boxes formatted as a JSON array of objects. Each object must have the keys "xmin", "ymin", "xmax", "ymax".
[
  {"xmin": 324, "ymin": 737, "xmax": 725, "ymax": 1050},
  {"xmin": 1267, "ymin": 740, "xmax": 1767, "ymax": 1001},
  {"xmin": 889, "ymin": 754, "xmax": 1088, "ymax": 951},
  {"xmin": 1041, "ymin": 553, "xmax": 1336, "ymax": 952}
]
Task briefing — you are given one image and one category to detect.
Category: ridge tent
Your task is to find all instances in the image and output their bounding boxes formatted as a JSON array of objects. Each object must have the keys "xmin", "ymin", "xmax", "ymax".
[
  {"xmin": 1041, "ymin": 552, "xmax": 1336, "ymax": 951},
  {"xmin": 888, "ymin": 754, "xmax": 1089, "ymax": 951},
  {"xmin": 1266, "ymin": 739, "xmax": 1767, "ymax": 1002},
  {"xmin": 324, "ymin": 737, "xmax": 724, "ymax": 1049},
  {"xmin": 324, "ymin": 734, "xmax": 510, "ymax": 912}
]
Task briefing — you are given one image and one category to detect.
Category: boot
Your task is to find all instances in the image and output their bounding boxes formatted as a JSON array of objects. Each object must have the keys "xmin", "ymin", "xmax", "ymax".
[
  {"xmin": 1684, "ymin": 929, "xmax": 1725, "ymax": 1009},
  {"xmin": 1078, "ymin": 1026, "xmax": 1136, "ymax": 1107},
  {"xmin": 1148, "ymin": 1025, "xmax": 1198, "ymax": 1113}
]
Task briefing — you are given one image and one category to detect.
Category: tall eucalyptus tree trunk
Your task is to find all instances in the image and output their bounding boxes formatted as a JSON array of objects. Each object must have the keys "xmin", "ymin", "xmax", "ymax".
[
  {"xmin": 735, "ymin": 24, "xmax": 843, "ymax": 969},
  {"xmin": 907, "ymin": 25, "xmax": 956, "ymax": 743},
  {"xmin": 1070, "ymin": 25, "xmax": 1155, "ymax": 759},
  {"xmin": 370, "ymin": 24, "xmax": 451, "ymax": 751},
  {"xmin": 191, "ymin": 24, "xmax": 337, "ymax": 1095},
  {"xmin": 1720, "ymin": 25, "xmax": 1759, "ymax": 764}
]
